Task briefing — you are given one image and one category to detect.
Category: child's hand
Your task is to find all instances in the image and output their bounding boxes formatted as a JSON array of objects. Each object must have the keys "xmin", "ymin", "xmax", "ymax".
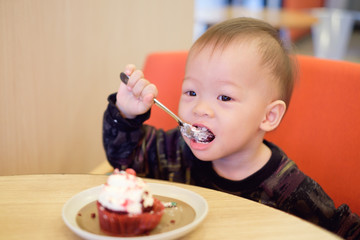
[{"xmin": 116, "ymin": 64, "xmax": 158, "ymax": 119}]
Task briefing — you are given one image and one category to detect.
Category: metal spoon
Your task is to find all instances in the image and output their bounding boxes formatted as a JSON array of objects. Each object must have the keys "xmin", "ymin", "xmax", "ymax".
[{"xmin": 119, "ymin": 72, "xmax": 215, "ymax": 143}]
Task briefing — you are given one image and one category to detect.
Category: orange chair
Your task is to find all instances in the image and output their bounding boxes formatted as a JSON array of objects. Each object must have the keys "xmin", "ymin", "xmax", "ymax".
[
  {"xmin": 141, "ymin": 51, "xmax": 360, "ymax": 215},
  {"xmin": 142, "ymin": 51, "xmax": 188, "ymax": 130},
  {"xmin": 266, "ymin": 55, "xmax": 360, "ymax": 215}
]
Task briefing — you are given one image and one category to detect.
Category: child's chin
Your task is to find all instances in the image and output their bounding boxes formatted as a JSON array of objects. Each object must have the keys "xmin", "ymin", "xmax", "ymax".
[
  {"xmin": 192, "ymin": 151, "xmax": 216, "ymax": 162},
  {"xmin": 185, "ymin": 139, "xmax": 218, "ymax": 160}
]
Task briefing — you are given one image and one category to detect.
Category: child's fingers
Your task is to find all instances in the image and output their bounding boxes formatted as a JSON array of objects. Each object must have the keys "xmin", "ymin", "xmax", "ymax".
[
  {"xmin": 132, "ymin": 78, "xmax": 149, "ymax": 98},
  {"xmin": 141, "ymin": 83, "xmax": 158, "ymax": 107},
  {"xmin": 118, "ymin": 64, "xmax": 137, "ymax": 93},
  {"xmin": 126, "ymin": 70, "xmax": 144, "ymax": 89},
  {"xmin": 142, "ymin": 83, "xmax": 158, "ymax": 100},
  {"xmin": 116, "ymin": 65, "xmax": 158, "ymax": 116},
  {"xmin": 142, "ymin": 94, "xmax": 156, "ymax": 107},
  {"xmin": 124, "ymin": 64, "xmax": 136, "ymax": 76}
]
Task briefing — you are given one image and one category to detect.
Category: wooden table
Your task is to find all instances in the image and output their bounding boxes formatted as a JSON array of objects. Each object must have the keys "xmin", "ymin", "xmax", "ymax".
[{"xmin": 0, "ymin": 174, "xmax": 341, "ymax": 240}]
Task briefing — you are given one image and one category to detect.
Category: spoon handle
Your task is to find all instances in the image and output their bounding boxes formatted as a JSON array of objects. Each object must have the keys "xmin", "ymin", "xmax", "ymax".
[
  {"xmin": 153, "ymin": 99, "xmax": 184, "ymax": 126},
  {"xmin": 119, "ymin": 72, "xmax": 184, "ymax": 126}
]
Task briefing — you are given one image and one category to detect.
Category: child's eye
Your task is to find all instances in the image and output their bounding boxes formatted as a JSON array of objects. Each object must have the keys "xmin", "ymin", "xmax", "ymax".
[
  {"xmin": 217, "ymin": 95, "xmax": 232, "ymax": 101},
  {"xmin": 185, "ymin": 91, "xmax": 196, "ymax": 97}
]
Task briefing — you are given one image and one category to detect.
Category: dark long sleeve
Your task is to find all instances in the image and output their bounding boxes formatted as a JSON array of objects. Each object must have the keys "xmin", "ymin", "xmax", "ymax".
[{"xmin": 102, "ymin": 93, "xmax": 190, "ymax": 181}]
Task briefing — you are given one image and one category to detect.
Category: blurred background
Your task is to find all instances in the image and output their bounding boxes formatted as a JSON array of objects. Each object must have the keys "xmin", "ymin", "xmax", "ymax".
[
  {"xmin": 193, "ymin": 0, "xmax": 360, "ymax": 62},
  {"xmin": 1, "ymin": 0, "xmax": 359, "ymax": 175}
]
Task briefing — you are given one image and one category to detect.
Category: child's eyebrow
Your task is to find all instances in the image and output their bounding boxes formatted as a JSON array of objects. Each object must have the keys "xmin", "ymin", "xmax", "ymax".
[
  {"xmin": 216, "ymin": 79, "xmax": 242, "ymax": 89},
  {"xmin": 182, "ymin": 76, "xmax": 204, "ymax": 85},
  {"xmin": 182, "ymin": 76, "xmax": 244, "ymax": 90}
]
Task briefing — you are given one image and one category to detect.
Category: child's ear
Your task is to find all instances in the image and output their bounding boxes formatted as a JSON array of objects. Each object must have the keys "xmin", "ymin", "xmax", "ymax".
[{"xmin": 260, "ymin": 100, "xmax": 286, "ymax": 132}]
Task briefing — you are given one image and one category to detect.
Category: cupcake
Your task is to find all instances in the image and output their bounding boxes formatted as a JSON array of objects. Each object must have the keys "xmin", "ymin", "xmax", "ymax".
[{"xmin": 97, "ymin": 169, "xmax": 164, "ymax": 236}]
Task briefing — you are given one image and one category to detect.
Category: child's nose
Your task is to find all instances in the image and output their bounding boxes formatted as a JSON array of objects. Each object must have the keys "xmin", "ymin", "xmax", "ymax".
[{"xmin": 192, "ymin": 101, "xmax": 214, "ymax": 118}]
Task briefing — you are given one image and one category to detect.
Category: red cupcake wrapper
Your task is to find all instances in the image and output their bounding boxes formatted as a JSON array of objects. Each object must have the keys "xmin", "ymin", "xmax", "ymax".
[{"xmin": 97, "ymin": 198, "xmax": 164, "ymax": 236}]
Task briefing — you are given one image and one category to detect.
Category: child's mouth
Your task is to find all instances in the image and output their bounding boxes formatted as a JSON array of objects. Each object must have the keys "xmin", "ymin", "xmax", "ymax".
[{"xmin": 191, "ymin": 125, "xmax": 215, "ymax": 143}]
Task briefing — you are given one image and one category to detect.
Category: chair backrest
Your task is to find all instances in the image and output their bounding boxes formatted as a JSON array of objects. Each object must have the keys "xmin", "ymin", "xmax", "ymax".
[
  {"xmin": 266, "ymin": 55, "xmax": 360, "ymax": 214},
  {"xmin": 142, "ymin": 51, "xmax": 188, "ymax": 130},
  {"xmin": 142, "ymin": 51, "xmax": 360, "ymax": 214}
]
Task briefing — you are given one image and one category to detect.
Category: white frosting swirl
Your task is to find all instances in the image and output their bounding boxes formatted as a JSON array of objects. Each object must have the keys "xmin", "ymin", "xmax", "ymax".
[{"xmin": 98, "ymin": 169, "xmax": 154, "ymax": 214}]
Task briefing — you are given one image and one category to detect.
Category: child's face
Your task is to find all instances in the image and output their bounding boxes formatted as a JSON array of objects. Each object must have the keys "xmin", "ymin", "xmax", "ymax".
[{"xmin": 178, "ymin": 42, "xmax": 277, "ymax": 161}]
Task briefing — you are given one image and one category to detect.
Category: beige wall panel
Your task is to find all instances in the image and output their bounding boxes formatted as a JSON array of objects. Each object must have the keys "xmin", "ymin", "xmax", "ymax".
[{"xmin": 0, "ymin": 0, "xmax": 194, "ymax": 175}]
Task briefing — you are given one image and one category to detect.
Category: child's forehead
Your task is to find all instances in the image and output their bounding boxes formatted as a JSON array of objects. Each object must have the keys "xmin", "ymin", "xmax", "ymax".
[
  {"xmin": 187, "ymin": 44, "xmax": 268, "ymax": 81},
  {"xmin": 189, "ymin": 37, "xmax": 262, "ymax": 60},
  {"xmin": 187, "ymin": 40, "xmax": 262, "ymax": 69},
  {"xmin": 185, "ymin": 41, "xmax": 278, "ymax": 91}
]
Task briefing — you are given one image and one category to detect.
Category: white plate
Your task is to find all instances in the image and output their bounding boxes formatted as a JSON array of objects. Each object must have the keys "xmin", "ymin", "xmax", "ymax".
[{"xmin": 62, "ymin": 182, "xmax": 208, "ymax": 240}]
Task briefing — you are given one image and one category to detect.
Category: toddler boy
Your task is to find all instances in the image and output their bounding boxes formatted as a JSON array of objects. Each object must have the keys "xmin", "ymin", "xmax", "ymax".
[{"xmin": 103, "ymin": 17, "xmax": 359, "ymax": 239}]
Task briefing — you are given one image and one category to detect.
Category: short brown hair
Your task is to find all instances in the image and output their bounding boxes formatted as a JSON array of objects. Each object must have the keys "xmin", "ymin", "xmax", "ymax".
[{"xmin": 189, "ymin": 17, "xmax": 296, "ymax": 107}]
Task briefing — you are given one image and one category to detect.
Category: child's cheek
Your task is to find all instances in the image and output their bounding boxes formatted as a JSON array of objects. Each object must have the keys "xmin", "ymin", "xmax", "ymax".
[{"xmin": 177, "ymin": 100, "xmax": 188, "ymax": 119}]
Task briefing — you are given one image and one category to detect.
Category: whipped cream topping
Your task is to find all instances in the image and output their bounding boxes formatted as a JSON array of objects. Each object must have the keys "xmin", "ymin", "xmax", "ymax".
[{"xmin": 98, "ymin": 169, "xmax": 154, "ymax": 214}]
